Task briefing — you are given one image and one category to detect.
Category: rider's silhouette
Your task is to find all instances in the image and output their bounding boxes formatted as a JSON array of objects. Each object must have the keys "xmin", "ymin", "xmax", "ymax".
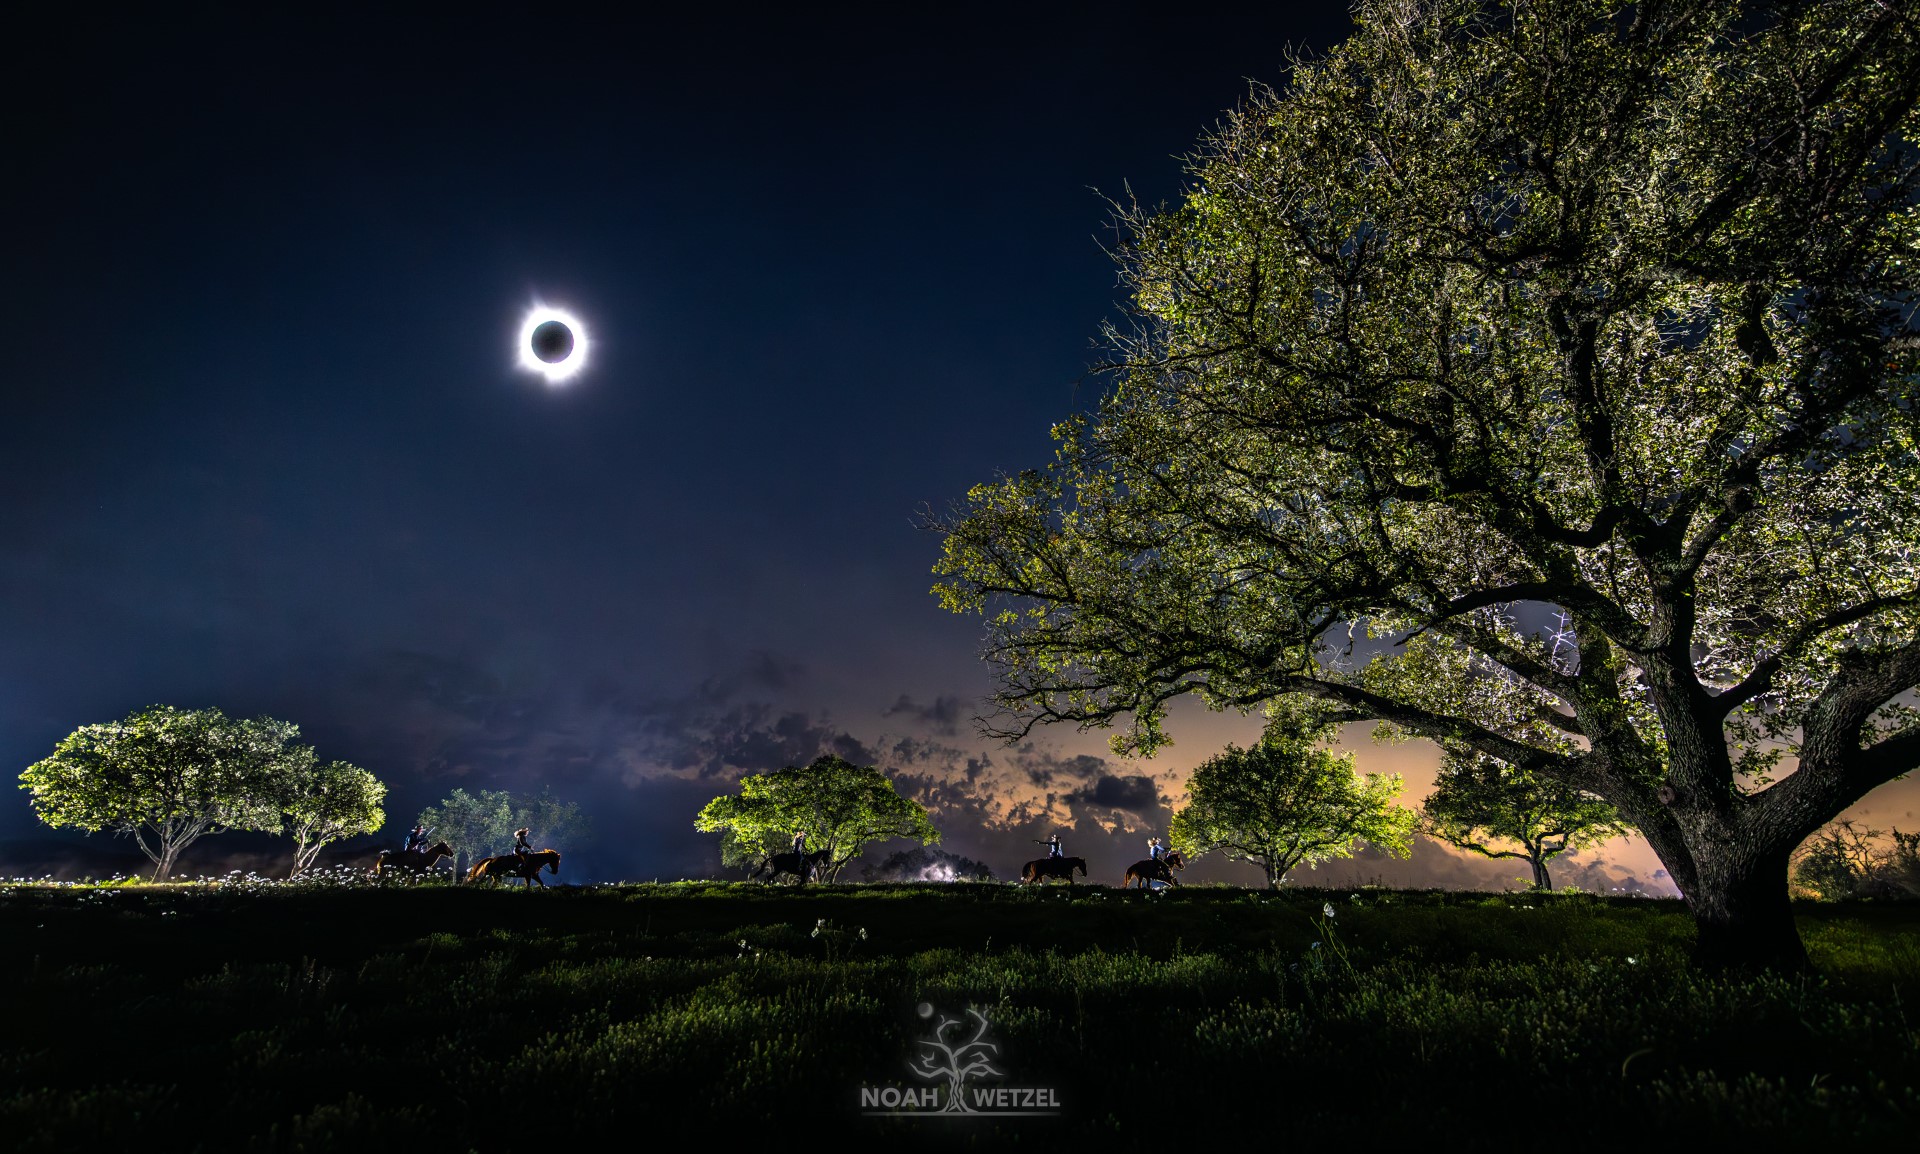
[
  {"xmin": 1035, "ymin": 834, "xmax": 1063, "ymax": 859},
  {"xmin": 513, "ymin": 826, "xmax": 532, "ymax": 865}
]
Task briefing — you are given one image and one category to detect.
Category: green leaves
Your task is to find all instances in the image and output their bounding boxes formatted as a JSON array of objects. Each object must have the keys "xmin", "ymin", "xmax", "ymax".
[
  {"xmin": 19, "ymin": 705, "xmax": 314, "ymax": 879},
  {"xmin": 695, "ymin": 755, "xmax": 939, "ymax": 881},
  {"xmin": 1170, "ymin": 715, "xmax": 1417, "ymax": 887},
  {"xmin": 1422, "ymin": 751, "xmax": 1631, "ymax": 890},
  {"xmin": 283, "ymin": 761, "xmax": 386, "ymax": 875},
  {"xmin": 418, "ymin": 787, "xmax": 588, "ymax": 869},
  {"xmin": 932, "ymin": 0, "xmax": 1920, "ymax": 954}
]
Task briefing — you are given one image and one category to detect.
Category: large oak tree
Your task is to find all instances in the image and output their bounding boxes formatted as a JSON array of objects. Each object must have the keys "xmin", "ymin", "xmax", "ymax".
[
  {"xmin": 935, "ymin": 0, "xmax": 1920, "ymax": 968},
  {"xmin": 20, "ymin": 706, "xmax": 308, "ymax": 880},
  {"xmin": 695, "ymin": 755, "xmax": 940, "ymax": 881}
]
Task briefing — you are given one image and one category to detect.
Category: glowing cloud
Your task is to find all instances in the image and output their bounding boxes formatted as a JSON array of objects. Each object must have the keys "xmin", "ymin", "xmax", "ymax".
[{"xmin": 516, "ymin": 306, "xmax": 589, "ymax": 383}]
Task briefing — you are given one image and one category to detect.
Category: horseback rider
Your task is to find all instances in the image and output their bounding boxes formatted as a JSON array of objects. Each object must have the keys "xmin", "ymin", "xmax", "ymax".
[
  {"xmin": 1034, "ymin": 833, "xmax": 1063, "ymax": 859},
  {"xmin": 1148, "ymin": 836, "xmax": 1164, "ymax": 861},
  {"xmin": 513, "ymin": 826, "xmax": 533, "ymax": 865},
  {"xmin": 404, "ymin": 823, "xmax": 430, "ymax": 852},
  {"xmin": 792, "ymin": 831, "xmax": 806, "ymax": 855}
]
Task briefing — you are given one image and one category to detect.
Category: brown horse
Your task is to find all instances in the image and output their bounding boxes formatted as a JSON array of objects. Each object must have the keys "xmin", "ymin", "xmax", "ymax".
[
  {"xmin": 373, "ymin": 841, "xmax": 454, "ymax": 877},
  {"xmin": 1123, "ymin": 849, "xmax": 1186, "ymax": 889},
  {"xmin": 466, "ymin": 848, "xmax": 562, "ymax": 887},
  {"xmin": 1020, "ymin": 856, "xmax": 1087, "ymax": 884}
]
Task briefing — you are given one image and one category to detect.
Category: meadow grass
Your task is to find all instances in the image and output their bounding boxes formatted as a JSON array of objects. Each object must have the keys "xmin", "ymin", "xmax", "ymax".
[{"xmin": 1, "ymin": 880, "xmax": 1915, "ymax": 1149}]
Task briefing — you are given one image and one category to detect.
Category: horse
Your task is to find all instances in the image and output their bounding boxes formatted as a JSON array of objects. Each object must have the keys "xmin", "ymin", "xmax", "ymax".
[
  {"xmin": 373, "ymin": 841, "xmax": 454, "ymax": 877},
  {"xmin": 751, "ymin": 848, "xmax": 830, "ymax": 884},
  {"xmin": 1123, "ymin": 849, "xmax": 1186, "ymax": 889},
  {"xmin": 466, "ymin": 849, "xmax": 562, "ymax": 887},
  {"xmin": 1020, "ymin": 856, "xmax": 1087, "ymax": 884}
]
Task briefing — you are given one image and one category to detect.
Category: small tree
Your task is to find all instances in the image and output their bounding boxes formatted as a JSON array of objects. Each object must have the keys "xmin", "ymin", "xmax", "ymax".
[
  {"xmin": 19, "ymin": 705, "xmax": 306, "ymax": 880},
  {"xmin": 1169, "ymin": 715, "xmax": 1417, "ymax": 888},
  {"xmin": 283, "ymin": 761, "xmax": 386, "ymax": 875},
  {"xmin": 694, "ymin": 754, "xmax": 940, "ymax": 881},
  {"xmin": 1422, "ymin": 753, "xmax": 1631, "ymax": 891},
  {"xmin": 511, "ymin": 788, "xmax": 590, "ymax": 852},
  {"xmin": 1790, "ymin": 820, "xmax": 1920, "ymax": 901},
  {"xmin": 417, "ymin": 786, "xmax": 591, "ymax": 874}
]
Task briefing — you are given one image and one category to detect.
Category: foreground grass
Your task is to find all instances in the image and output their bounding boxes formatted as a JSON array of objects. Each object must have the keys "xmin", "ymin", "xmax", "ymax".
[{"xmin": 1, "ymin": 881, "xmax": 1916, "ymax": 1148}]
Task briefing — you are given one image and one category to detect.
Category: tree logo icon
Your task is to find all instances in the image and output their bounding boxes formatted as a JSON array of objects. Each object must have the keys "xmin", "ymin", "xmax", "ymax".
[
  {"xmin": 908, "ymin": 1006, "xmax": 1004, "ymax": 1112},
  {"xmin": 857, "ymin": 1001, "xmax": 1061, "ymax": 1116}
]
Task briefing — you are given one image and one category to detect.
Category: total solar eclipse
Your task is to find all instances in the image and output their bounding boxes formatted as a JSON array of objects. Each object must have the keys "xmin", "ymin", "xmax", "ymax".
[
  {"xmin": 517, "ymin": 306, "xmax": 588, "ymax": 383},
  {"xmin": 530, "ymin": 320, "xmax": 573, "ymax": 363}
]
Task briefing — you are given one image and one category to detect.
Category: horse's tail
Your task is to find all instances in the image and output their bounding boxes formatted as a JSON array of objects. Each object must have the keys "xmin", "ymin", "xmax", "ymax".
[{"xmin": 465, "ymin": 858, "xmax": 489, "ymax": 883}]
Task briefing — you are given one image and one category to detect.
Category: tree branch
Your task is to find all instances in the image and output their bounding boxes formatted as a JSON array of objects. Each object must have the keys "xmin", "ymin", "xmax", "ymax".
[{"xmin": 1710, "ymin": 587, "xmax": 1920, "ymax": 719}]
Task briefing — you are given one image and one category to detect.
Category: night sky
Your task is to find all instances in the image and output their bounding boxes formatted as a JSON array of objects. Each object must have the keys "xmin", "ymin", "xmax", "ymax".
[{"xmin": 8, "ymin": 6, "xmax": 1910, "ymax": 886}]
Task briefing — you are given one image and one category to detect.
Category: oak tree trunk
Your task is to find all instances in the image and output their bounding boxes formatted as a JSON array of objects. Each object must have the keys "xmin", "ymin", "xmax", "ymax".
[{"xmin": 1684, "ymin": 842, "xmax": 1807, "ymax": 972}]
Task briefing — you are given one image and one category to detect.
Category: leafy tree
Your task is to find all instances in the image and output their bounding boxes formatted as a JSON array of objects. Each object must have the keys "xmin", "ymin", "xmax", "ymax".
[
  {"xmin": 1168, "ymin": 712, "xmax": 1417, "ymax": 888},
  {"xmin": 1422, "ymin": 752, "xmax": 1631, "ymax": 891},
  {"xmin": 933, "ymin": 0, "xmax": 1920, "ymax": 968},
  {"xmin": 417, "ymin": 786, "xmax": 590, "ymax": 874},
  {"xmin": 282, "ymin": 761, "xmax": 386, "ymax": 876},
  {"xmin": 19, "ymin": 705, "xmax": 307, "ymax": 880},
  {"xmin": 417, "ymin": 788, "xmax": 512, "ymax": 873},
  {"xmin": 695, "ymin": 754, "xmax": 940, "ymax": 881},
  {"xmin": 513, "ymin": 788, "xmax": 590, "ymax": 853}
]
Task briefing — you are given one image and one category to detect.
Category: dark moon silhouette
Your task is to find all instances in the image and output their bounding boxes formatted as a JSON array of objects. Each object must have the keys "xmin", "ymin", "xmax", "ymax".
[{"xmin": 530, "ymin": 320, "xmax": 574, "ymax": 364}]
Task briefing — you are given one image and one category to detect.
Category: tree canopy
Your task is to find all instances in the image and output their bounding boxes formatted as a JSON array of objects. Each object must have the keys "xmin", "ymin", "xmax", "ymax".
[
  {"xmin": 418, "ymin": 787, "xmax": 590, "ymax": 872},
  {"xmin": 282, "ymin": 760, "xmax": 386, "ymax": 876},
  {"xmin": 1422, "ymin": 751, "xmax": 1631, "ymax": 890},
  {"xmin": 694, "ymin": 754, "xmax": 940, "ymax": 881},
  {"xmin": 934, "ymin": 0, "xmax": 1920, "ymax": 968},
  {"xmin": 1168, "ymin": 712, "xmax": 1417, "ymax": 887},
  {"xmin": 19, "ymin": 705, "xmax": 309, "ymax": 879}
]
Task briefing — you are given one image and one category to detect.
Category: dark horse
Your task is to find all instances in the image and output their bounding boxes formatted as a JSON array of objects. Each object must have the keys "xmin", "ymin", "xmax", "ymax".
[
  {"xmin": 466, "ymin": 849, "xmax": 562, "ymax": 887},
  {"xmin": 752, "ymin": 848, "xmax": 830, "ymax": 883},
  {"xmin": 373, "ymin": 841, "xmax": 454, "ymax": 877},
  {"xmin": 1123, "ymin": 849, "xmax": 1186, "ymax": 889},
  {"xmin": 1020, "ymin": 856, "xmax": 1087, "ymax": 884}
]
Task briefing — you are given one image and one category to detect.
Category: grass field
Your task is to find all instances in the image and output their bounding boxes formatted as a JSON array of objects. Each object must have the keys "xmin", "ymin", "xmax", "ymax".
[{"xmin": 3, "ymin": 877, "xmax": 1917, "ymax": 1149}]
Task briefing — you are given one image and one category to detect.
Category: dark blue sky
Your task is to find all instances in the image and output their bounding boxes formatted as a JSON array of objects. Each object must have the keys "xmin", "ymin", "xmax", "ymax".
[{"xmin": 16, "ymin": 4, "xmax": 1682, "ymax": 887}]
